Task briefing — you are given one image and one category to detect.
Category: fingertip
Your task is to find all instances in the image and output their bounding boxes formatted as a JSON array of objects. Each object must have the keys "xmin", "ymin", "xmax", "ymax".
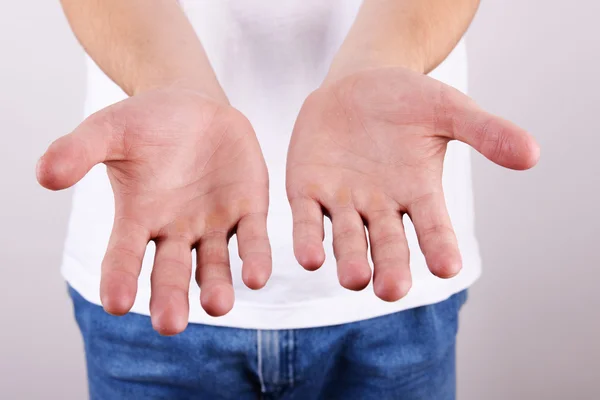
[
  {"xmin": 35, "ymin": 156, "xmax": 45, "ymax": 185},
  {"xmin": 36, "ymin": 136, "xmax": 90, "ymax": 190},
  {"xmin": 201, "ymin": 283, "xmax": 235, "ymax": 317},
  {"xmin": 455, "ymin": 106, "xmax": 541, "ymax": 171},
  {"xmin": 521, "ymin": 137, "xmax": 541, "ymax": 170},
  {"xmin": 149, "ymin": 289, "xmax": 190, "ymax": 336},
  {"xmin": 295, "ymin": 243, "xmax": 325, "ymax": 271},
  {"xmin": 36, "ymin": 154, "xmax": 66, "ymax": 191},
  {"xmin": 428, "ymin": 250, "xmax": 463, "ymax": 279},
  {"xmin": 242, "ymin": 258, "xmax": 272, "ymax": 290},
  {"xmin": 504, "ymin": 132, "xmax": 541, "ymax": 171},
  {"xmin": 151, "ymin": 310, "xmax": 188, "ymax": 337},
  {"xmin": 101, "ymin": 293, "xmax": 134, "ymax": 317},
  {"xmin": 153, "ymin": 320, "xmax": 188, "ymax": 337},
  {"xmin": 338, "ymin": 261, "xmax": 371, "ymax": 291},
  {"xmin": 100, "ymin": 276, "xmax": 138, "ymax": 316},
  {"xmin": 374, "ymin": 275, "xmax": 412, "ymax": 302},
  {"xmin": 242, "ymin": 273, "xmax": 268, "ymax": 291}
]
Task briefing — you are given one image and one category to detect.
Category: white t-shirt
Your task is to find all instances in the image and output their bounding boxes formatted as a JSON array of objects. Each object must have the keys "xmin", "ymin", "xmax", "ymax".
[{"xmin": 61, "ymin": 0, "xmax": 481, "ymax": 330}]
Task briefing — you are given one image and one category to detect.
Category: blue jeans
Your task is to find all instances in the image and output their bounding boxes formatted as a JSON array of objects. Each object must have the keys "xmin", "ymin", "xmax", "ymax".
[{"xmin": 69, "ymin": 286, "xmax": 467, "ymax": 400}]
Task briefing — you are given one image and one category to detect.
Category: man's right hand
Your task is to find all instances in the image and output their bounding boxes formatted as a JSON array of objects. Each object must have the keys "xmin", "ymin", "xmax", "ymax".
[{"xmin": 37, "ymin": 88, "xmax": 272, "ymax": 335}]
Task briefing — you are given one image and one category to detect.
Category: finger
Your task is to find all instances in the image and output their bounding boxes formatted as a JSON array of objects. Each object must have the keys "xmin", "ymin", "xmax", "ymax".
[
  {"xmin": 237, "ymin": 212, "xmax": 272, "ymax": 290},
  {"xmin": 150, "ymin": 239, "xmax": 192, "ymax": 336},
  {"xmin": 196, "ymin": 233, "xmax": 234, "ymax": 317},
  {"xmin": 100, "ymin": 217, "xmax": 150, "ymax": 315},
  {"xmin": 331, "ymin": 207, "xmax": 371, "ymax": 291},
  {"xmin": 289, "ymin": 197, "xmax": 326, "ymax": 271},
  {"xmin": 443, "ymin": 86, "xmax": 540, "ymax": 170},
  {"xmin": 36, "ymin": 109, "xmax": 123, "ymax": 190},
  {"xmin": 366, "ymin": 209, "xmax": 412, "ymax": 302},
  {"xmin": 408, "ymin": 191, "xmax": 462, "ymax": 279}
]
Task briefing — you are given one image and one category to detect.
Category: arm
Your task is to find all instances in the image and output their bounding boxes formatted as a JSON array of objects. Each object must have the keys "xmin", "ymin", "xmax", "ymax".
[
  {"xmin": 287, "ymin": 0, "xmax": 538, "ymax": 300},
  {"xmin": 327, "ymin": 0, "xmax": 479, "ymax": 79},
  {"xmin": 39, "ymin": 0, "xmax": 271, "ymax": 335},
  {"xmin": 60, "ymin": 0, "xmax": 226, "ymax": 99}
]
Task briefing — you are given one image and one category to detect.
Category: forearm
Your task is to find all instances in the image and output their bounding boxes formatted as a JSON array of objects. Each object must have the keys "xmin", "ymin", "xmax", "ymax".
[
  {"xmin": 61, "ymin": 0, "xmax": 226, "ymax": 101},
  {"xmin": 327, "ymin": 0, "xmax": 479, "ymax": 81}
]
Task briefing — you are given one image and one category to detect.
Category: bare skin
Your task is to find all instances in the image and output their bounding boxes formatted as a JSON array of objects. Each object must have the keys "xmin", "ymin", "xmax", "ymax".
[
  {"xmin": 37, "ymin": 88, "xmax": 271, "ymax": 335},
  {"xmin": 40, "ymin": 0, "xmax": 538, "ymax": 336},
  {"xmin": 40, "ymin": 0, "xmax": 274, "ymax": 336},
  {"xmin": 287, "ymin": 67, "xmax": 539, "ymax": 301}
]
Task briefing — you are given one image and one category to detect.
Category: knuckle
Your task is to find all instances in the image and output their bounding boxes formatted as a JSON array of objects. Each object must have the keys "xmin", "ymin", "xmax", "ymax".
[
  {"xmin": 373, "ymin": 232, "xmax": 405, "ymax": 249},
  {"xmin": 102, "ymin": 263, "xmax": 138, "ymax": 282},
  {"xmin": 334, "ymin": 227, "xmax": 361, "ymax": 241},
  {"xmin": 156, "ymin": 257, "xmax": 191, "ymax": 271},
  {"xmin": 200, "ymin": 247, "xmax": 229, "ymax": 264},
  {"xmin": 478, "ymin": 118, "xmax": 508, "ymax": 159},
  {"xmin": 105, "ymin": 244, "xmax": 142, "ymax": 266},
  {"xmin": 418, "ymin": 224, "xmax": 456, "ymax": 243}
]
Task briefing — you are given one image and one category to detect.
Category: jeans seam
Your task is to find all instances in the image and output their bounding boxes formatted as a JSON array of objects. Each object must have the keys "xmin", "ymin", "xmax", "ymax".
[
  {"xmin": 257, "ymin": 330, "xmax": 266, "ymax": 393},
  {"xmin": 288, "ymin": 330, "xmax": 295, "ymax": 387},
  {"xmin": 273, "ymin": 331, "xmax": 280, "ymax": 385}
]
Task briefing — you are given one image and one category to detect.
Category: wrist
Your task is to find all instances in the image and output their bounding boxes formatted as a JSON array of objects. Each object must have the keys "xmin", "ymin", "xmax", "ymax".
[
  {"xmin": 324, "ymin": 47, "xmax": 425, "ymax": 86},
  {"xmin": 130, "ymin": 72, "xmax": 229, "ymax": 105}
]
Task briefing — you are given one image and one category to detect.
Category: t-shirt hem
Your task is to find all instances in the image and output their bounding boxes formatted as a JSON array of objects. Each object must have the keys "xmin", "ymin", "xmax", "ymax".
[{"xmin": 62, "ymin": 253, "xmax": 481, "ymax": 330}]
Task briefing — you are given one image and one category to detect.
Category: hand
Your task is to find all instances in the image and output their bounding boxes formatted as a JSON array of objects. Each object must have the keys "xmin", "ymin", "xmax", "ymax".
[
  {"xmin": 37, "ymin": 88, "xmax": 271, "ymax": 335},
  {"xmin": 286, "ymin": 67, "xmax": 539, "ymax": 301}
]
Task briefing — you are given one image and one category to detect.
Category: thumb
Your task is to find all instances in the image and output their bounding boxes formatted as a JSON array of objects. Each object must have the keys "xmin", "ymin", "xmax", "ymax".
[
  {"xmin": 443, "ymin": 88, "xmax": 540, "ymax": 170},
  {"xmin": 36, "ymin": 109, "xmax": 123, "ymax": 190}
]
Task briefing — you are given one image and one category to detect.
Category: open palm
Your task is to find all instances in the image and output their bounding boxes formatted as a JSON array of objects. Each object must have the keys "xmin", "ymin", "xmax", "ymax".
[
  {"xmin": 37, "ymin": 88, "xmax": 271, "ymax": 334},
  {"xmin": 287, "ymin": 67, "xmax": 539, "ymax": 301}
]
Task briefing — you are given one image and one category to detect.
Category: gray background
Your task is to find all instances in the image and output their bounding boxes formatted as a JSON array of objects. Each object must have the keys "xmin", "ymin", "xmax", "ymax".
[{"xmin": 1, "ymin": 1, "xmax": 598, "ymax": 399}]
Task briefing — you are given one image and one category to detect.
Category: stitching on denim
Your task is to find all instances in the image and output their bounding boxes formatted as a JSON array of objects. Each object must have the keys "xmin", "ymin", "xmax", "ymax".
[
  {"xmin": 257, "ymin": 330, "xmax": 266, "ymax": 393},
  {"xmin": 288, "ymin": 330, "xmax": 295, "ymax": 387},
  {"xmin": 272, "ymin": 330, "xmax": 280, "ymax": 385}
]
